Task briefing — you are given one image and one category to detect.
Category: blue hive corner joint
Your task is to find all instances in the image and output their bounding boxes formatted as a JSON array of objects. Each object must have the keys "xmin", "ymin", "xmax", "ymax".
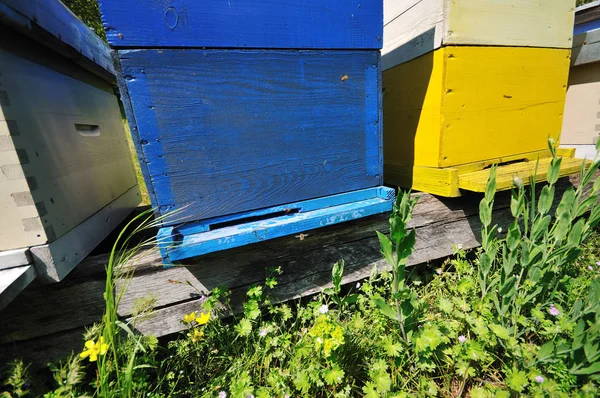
[{"xmin": 98, "ymin": 0, "xmax": 392, "ymax": 263}]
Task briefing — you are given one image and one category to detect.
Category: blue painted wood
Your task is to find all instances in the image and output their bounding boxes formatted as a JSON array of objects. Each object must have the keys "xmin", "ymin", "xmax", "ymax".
[
  {"xmin": 97, "ymin": 0, "xmax": 382, "ymax": 49},
  {"xmin": 175, "ymin": 186, "xmax": 394, "ymax": 238},
  {"xmin": 158, "ymin": 187, "xmax": 395, "ymax": 262},
  {"xmin": 575, "ymin": 18, "xmax": 600, "ymax": 35},
  {"xmin": 119, "ymin": 49, "xmax": 382, "ymax": 226},
  {"xmin": 0, "ymin": 0, "xmax": 114, "ymax": 78}
]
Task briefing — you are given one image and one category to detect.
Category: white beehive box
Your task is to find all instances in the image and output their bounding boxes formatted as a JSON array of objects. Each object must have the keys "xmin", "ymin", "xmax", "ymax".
[{"xmin": 0, "ymin": 0, "xmax": 140, "ymax": 308}]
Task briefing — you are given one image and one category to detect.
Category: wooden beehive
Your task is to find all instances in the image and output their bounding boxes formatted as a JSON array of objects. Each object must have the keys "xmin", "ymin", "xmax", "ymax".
[
  {"xmin": 98, "ymin": 0, "xmax": 395, "ymax": 263},
  {"xmin": 0, "ymin": 0, "xmax": 140, "ymax": 298},
  {"xmin": 383, "ymin": 0, "xmax": 583, "ymax": 196},
  {"xmin": 561, "ymin": 1, "xmax": 600, "ymax": 159}
]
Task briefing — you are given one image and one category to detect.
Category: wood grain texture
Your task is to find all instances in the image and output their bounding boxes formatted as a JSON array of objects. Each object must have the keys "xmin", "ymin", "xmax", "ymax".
[
  {"xmin": 382, "ymin": 0, "xmax": 574, "ymax": 69},
  {"xmin": 445, "ymin": 0, "xmax": 574, "ymax": 48},
  {"xmin": 382, "ymin": 0, "xmax": 443, "ymax": 70},
  {"xmin": 8, "ymin": 176, "xmax": 593, "ymax": 365},
  {"xmin": 162, "ymin": 187, "xmax": 395, "ymax": 261},
  {"xmin": 0, "ymin": 0, "xmax": 115, "ymax": 81},
  {"xmin": 0, "ymin": 248, "xmax": 31, "ymax": 270},
  {"xmin": 119, "ymin": 49, "xmax": 382, "ymax": 224},
  {"xmin": 458, "ymin": 157, "xmax": 586, "ymax": 192},
  {"xmin": 2, "ymin": 176, "xmax": 590, "ymax": 365},
  {"xmin": 572, "ymin": 28, "xmax": 600, "ymax": 67},
  {"xmin": 440, "ymin": 46, "xmax": 570, "ymax": 167},
  {"xmin": 0, "ymin": 48, "xmax": 138, "ymax": 250},
  {"xmin": 98, "ymin": 0, "xmax": 382, "ymax": 49},
  {"xmin": 383, "ymin": 49, "xmax": 443, "ymax": 168},
  {"xmin": 383, "ymin": 46, "xmax": 570, "ymax": 176},
  {"xmin": 30, "ymin": 185, "xmax": 140, "ymax": 283},
  {"xmin": 0, "ymin": 265, "xmax": 37, "ymax": 311},
  {"xmin": 561, "ymin": 62, "xmax": 600, "ymax": 145}
]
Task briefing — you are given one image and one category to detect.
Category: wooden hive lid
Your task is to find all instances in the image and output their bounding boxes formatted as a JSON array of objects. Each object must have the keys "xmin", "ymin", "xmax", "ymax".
[{"xmin": 0, "ymin": 0, "xmax": 115, "ymax": 83}]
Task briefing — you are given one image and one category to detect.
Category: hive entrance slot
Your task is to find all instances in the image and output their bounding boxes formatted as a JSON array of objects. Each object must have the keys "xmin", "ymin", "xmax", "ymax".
[{"xmin": 208, "ymin": 208, "xmax": 301, "ymax": 231}]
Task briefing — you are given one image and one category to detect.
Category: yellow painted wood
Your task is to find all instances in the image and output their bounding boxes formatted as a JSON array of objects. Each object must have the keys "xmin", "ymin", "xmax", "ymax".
[
  {"xmin": 383, "ymin": 50, "xmax": 444, "ymax": 168},
  {"xmin": 458, "ymin": 157, "xmax": 586, "ymax": 192},
  {"xmin": 440, "ymin": 46, "xmax": 570, "ymax": 167},
  {"xmin": 385, "ymin": 163, "xmax": 460, "ymax": 197},
  {"xmin": 446, "ymin": 0, "xmax": 574, "ymax": 49}
]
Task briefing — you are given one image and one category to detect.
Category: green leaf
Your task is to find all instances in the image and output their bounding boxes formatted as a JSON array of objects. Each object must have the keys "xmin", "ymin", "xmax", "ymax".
[
  {"xmin": 506, "ymin": 222, "xmax": 521, "ymax": 251},
  {"xmin": 538, "ymin": 341, "xmax": 555, "ymax": 362},
  {"xmin": 489, "ymin": 324, "xmax": 511, "ymax": 340},
  {"xmin": 571, "ymin": 362, "xmax": 600, "ymax": 375},
  {"xmin": 372, "ymin": 298, "xmax": 398, "ymax": 321},
  {"xmin": 244, "ymin": 299, "xmax": 261, "ymax": 320},
  {"xmin": 547, "ymin": 157, "xmax": 562, "ymax": 185},
  {"xmin": 511, "ymin": 190, "xmax": 525, "ymax": 218},
  {"xmin": 567, "ymin": 218, "xmax": 585, "ymax": 246},
  {"xmin": 593, "ymin": 176, "xmax": 600, "ymax": 193},
  {"xmin": 389, "ymin": 214, "xmax": 407, "ymax": 244},
  {"xmin": 575, "ymin": 195, "xmax": 598, "ymax": 217},
  {"xmin": 382, "ymin": 336, "xmax": 403, "ymax": 357},
  {"xmin": 376, "ymin": 231, "xmax": 395, "ymax": 267},
  {"xmin": 556, "ymin": 188, "xmax": 576, "ymax": 219},
  {"xmin": 323, "ymin": 365, "xmax": 344, "ymax": 385},
  {"xmin": 531, "ymin": 215, "xmax": 551, "ymax": 241},
  {"xmin": 505, "ymin": 368, "xmax": 528, "ymax": 392},
  {"xmin": 331, "ymin": 260, "xmax": 344, "ymax": 294},
  {"xmin": 479, "ymin": 252, "xmax": 492, "ymax": 276},
  {"xmin": 538, "ymin": 185, "xmax": 554, "ymax": 215},
  {"xmin": 247, "ymin": 285, "xmax": 263, "ymax": 299},
  {"xmin": 397, "ymin": 229, "xmax": 416, "ymax": 263},
  {"xmin": 582, "ymin": 159, "xmax": 600, "ymax": 186},
  {"xmin": 485, "ymin": 165, "xmax": 497, "ymax": 203},
  {"xmin": 479, "ymin": 199, "xmax": 492, "ymax": 228},
  {"xmin": 553, "ymin": 213, "xmax": 571, "ymax": 243},
  {"xmin": 584, "ymin": 341, "xmax": 600, "ymax": 363},
  {"xmin": 235, "ymin": 318, "xmax": 253, "ymax": 336}
]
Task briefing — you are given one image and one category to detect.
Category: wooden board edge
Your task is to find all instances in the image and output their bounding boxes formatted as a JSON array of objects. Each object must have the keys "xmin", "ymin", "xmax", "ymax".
[
  {"xmin": 384, "ymin": 163, "xmax": 460, "ymax": 197},
  {"xmin": 0, "ymin": 266, "xmax": 37, "ymax": 311},
  {"xmin": 0, "ymin": 248, "xmax": 31, "ymax": 270},
  {"xmin": 30, "ymin": 185, "xmax": 140, "ymax": 283}
]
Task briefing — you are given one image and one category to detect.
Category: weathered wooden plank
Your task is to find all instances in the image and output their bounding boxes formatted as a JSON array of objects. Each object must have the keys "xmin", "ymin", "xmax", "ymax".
[
  {"xmin": 0, "ymin": 177, "xmax": 590, "ymax": 366},
  {"xmin": 119, "ymin": 49, "xmax": 382, "ymax": 224},
  {"xmin": 0, "ymin": 48, "xmax": 138, "ymax": 251},
  {"xmin": 0, "ymin": 265, "xmax": 37, "ymax": 311},
  {"xmin": 445, "ymin": 0, "xmax": 574, "ymax": 49},
  {"xmin": 383, "ymin": 46, "xmax": 570, "ymax": 174},
  {"xmin": 561, "ymin": 61, "xmax": 600, "ymax": 147},
  {"xmin": 0, "ymin": 248, "xmax": 31, "ymax": 270},
  {"xmin": 98, "ymin": 0, "xmax": 382, "ymax": 49},
  {"xmin": 572, "ymin": 28, "xmax": 600, "ymax": 67},
  {"xmin": 163, "ymin": 188, "xmax": 395, "ymax": 261},
  {"xmin": 439, "ymin": 46, "xmax": 570, "ymax": 168},
  {"xmin": 0, "ymin": 0, "xmax": 115, "ymax": 81},
  {"xmin": 30, "ymin": 185, "xmax": 141, "ymax": 283},
  {"xmin": 382, "ymin": 0, "xmax": 443, "ymax": 70},
  {"xmin": 382, "ymin": 0, "xmax": 574, "ymax": 70},
  {"xmin": 0, "ymin": 191, "xmax": 481, "ymax": 346}
]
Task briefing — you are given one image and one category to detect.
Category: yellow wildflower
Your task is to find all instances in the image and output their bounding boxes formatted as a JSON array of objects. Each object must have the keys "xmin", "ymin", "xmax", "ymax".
[
  {"xmin": 187, "ymin": 328, "xmax": 204, "ymax": 343},
  {"xmin": 196, "ymin": 312, "xmax": 210, "ymax": 325},
  {"xmin": 183, "ymin": 311, "xmax": 197, "ymax": 323},
  {"xmin": 79, "ymin": 337, "xmax": 108, "ymax": 362}
]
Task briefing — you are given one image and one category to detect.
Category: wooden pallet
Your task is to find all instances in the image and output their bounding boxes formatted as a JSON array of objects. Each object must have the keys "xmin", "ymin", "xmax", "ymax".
[{"xmin": 385, "ymin": 148, "xmax": 587, "ymax": 197}]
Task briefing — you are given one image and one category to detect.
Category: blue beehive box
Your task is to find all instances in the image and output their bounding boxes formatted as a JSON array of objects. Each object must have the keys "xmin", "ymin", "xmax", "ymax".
[{"xmin": 98, "ymin": 0, "xmax": 394, "ymax": 263}]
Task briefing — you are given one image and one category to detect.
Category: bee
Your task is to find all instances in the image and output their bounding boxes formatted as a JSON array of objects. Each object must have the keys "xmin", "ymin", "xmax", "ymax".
[
  {"xmin": 341, "ymin": 75, "xmax": 349, "ymax": 82},
  {"xmin": 295, "ymin": 233, "xmax": 308, "ymax": 241}
]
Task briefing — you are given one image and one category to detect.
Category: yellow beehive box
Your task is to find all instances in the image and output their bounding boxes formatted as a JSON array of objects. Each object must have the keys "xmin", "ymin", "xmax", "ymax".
[{"xmin": 383, "ymin": 0, "xmax": 580, "ymax": 196}]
